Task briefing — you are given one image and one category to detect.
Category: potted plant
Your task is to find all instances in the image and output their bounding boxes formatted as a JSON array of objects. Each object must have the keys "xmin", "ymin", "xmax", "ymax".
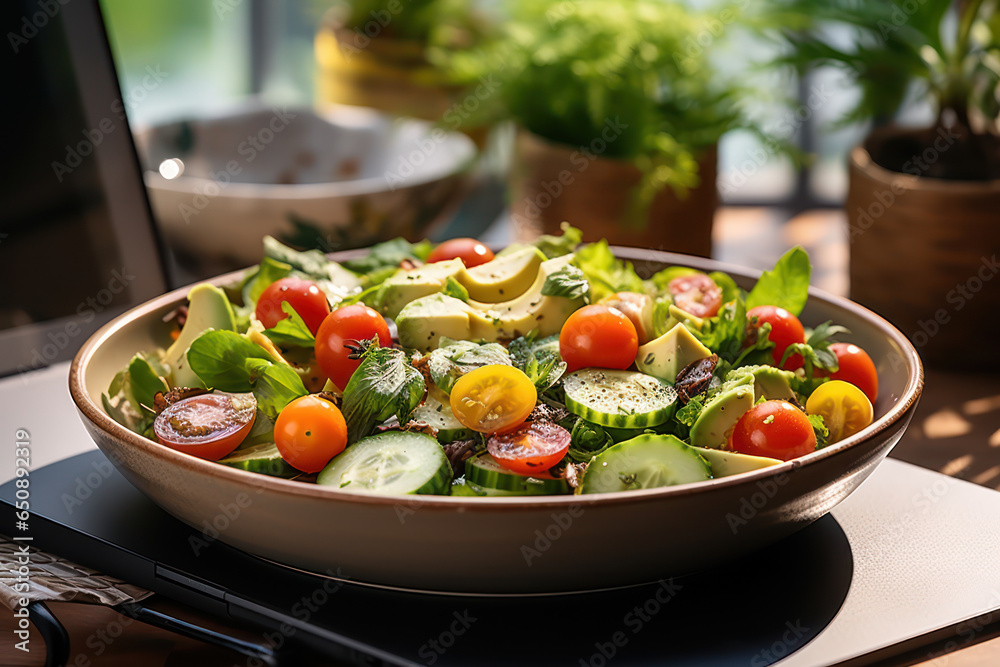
[
  {"xmin": 432, "ymin": 0, "xmax": 754, "ymax": 256},
  {"xmin": 769, "ymin": 0, "xmax": 1000, "ymax": 367},
  {"xmin": 315, "ymin": 0, "xmax": 488, "ymax": 127}
]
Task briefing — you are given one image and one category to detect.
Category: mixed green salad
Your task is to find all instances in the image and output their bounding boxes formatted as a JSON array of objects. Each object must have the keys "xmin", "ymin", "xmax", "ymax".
[{"xmin": 103, "ymin": 225, "xmax": 879, "ymax": 497}]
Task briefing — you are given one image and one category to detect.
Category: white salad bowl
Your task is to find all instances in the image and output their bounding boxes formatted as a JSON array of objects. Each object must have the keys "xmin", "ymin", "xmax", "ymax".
[
  {"xmin": 134, "ymin": 105, "xmax": 476, "ymax": 267},
  {"xmin": 69, "ymin": 247, "xmax": 923, "ymax": 594}
]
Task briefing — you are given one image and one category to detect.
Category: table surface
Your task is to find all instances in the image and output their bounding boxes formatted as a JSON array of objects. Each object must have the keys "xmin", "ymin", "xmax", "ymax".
[{"xmin": 2, "ymin": 208, "xmax": 999, "ymax": 666}]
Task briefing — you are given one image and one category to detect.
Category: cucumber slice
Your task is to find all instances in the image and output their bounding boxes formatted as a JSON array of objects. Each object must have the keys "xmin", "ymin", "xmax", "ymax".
[
  {"xmin": 410, "ymin": 397, "xmax": 474, "ymax": 443},
  {"xmin": 563, "ymin": 369, "xmax": 677, "ymax": 429},
  {"xmin": 465, "ymin": 452, "xmax": 570, "ymax": 496},
  {"xmin": 219, "ymin": 443, "xmax": 298, "ymax": 478},
  {"xmin": 317, "ymin": 431, "xmax": 452, "ymax": 495},
  {"xmin": 580, "ymin": 434, "xmax": 711, "ymax": 494}
]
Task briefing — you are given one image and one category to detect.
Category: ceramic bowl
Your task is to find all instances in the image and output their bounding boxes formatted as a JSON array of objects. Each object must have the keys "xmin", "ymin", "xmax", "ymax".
[
  {"xmin": 69, "ymin": 247, "xmax": 923, "ymax": 594},
  {"xmin": 134, "ymin": 105, "xmax": 477, "ymax": 266}
]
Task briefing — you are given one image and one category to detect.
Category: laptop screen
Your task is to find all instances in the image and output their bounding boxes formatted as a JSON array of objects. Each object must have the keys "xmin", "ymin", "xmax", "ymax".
[{"xmin": 0, "ymin": 0, "xmax": 169, "ymax": 377}]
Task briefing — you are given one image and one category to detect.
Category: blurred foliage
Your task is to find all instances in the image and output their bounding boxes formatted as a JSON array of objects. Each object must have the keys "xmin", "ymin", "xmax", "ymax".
[
  {"xmin": 762, "ymin": 0, "xmax": 1000, "ymax": 135},
  {"xmin": 323, "ymin": 0, "xmax": 488, "ymax": 47},
  {"xmin": 430, "ymin": 0, "xmax": 762, "ymax": 207}
]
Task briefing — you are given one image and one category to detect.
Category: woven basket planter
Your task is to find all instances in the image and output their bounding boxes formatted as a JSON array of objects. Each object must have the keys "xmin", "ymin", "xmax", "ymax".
[{"xmin": 847, "ymin": 127, "xmax": 1000, "ymax": 369}]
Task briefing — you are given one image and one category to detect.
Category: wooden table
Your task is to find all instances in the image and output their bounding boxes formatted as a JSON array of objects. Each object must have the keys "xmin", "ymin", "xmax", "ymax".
[{"xmin": 3, "ymin": 208, "xmax": 999, "ymax": 666}]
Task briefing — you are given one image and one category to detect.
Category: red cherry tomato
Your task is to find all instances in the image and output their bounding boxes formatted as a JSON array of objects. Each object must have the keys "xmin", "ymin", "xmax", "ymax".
[
  {"xmin": 728, "ymin": 400, "xmax": 817, "ymax": 461},
  {"xmin": 426, "ymin": 238, "xmax": 494, "ymax": 268},
  {"xmin": 487, "ymin": 421, "xmax": 571, "ymax": 474},
  {"xmin": 315, "ymin": 305, "xmax": 392, "ymax": 390},
  {"xmin": 816, "ymin": 343, "xmax": 879, "ymax": 404},
  {"xmin": 559, "ymin": 305, "xmax": 639, "ymax": 374},
  {"xmin": 154, "ymin": 393, "xmax": 256, "ymax": 461},
  {"xmin": 256, "ymin": 277, "xmax": 330, "ymax": 335},
  {"xmin": 747, "ymin": 305, "xmax": 806, "ymax": 370},
  {"xmin": 668, "ymin": 274, "xmax": 722, "ymax": 318},
  {"xmin": 274, "ymin": 395, "xmax": 348, "ymax": 473}
]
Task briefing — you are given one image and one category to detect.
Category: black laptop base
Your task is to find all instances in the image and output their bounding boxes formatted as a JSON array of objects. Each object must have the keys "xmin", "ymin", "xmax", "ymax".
[{"xmin": 1, "ymin": 451, "xmax": 854, "ymax": 666}]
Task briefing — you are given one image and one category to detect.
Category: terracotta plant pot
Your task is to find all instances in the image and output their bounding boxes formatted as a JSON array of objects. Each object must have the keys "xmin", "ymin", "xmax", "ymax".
[
  {"xmin": 509, "ymin": 129, "xmax": 718, "ymax": 257},
  {"xmin": 847, "ymin": 126, "xmax": 1000, "ymax": 369}
]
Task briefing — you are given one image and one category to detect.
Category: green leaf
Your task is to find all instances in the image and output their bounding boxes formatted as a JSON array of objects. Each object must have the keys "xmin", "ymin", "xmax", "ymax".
[
  {"xmin": 428, "ymin": 339, "xmax": 511, "ymax": 394},
  {"xmin": 692, "ymin": 298, "xmax": 754, "ymax": 364},
  {"xmin": 709, "ymin": 271, "xmax": 743, "ymax": 305},
  {"xmin": 508, "ymin": 332, "xmax": 567, "ymax": 391},
  {"xmin": 532, "ymin": 222, "xmax": 583, "ymax": 259},
  {"xmin": 341, "ymin": 238, "xmax": 433, "ymax": 275},
  {"xmin": 806, "ymin": 320, "xmax": 851, "ymax": 347},
  {"xmin": 243, "ymin": 256, "xmax": 293, "ymax": 307},
  {"xmin": 442, "ymin": 276, "xmax": 470, "ymax": 302},
  {"xmin": 572, "ymin": 240, "xmax": 645, "ymax": 302},
  {"xmin": 675, "ymin": 396, "xmax": 705, "ymax": 427},
  {"xmin": 746, "ymin": 247, "xmax": 811, "ymax": 316},
  {"xmin": 127, "ymin": 354, "xmax": 169, "ymax": 413},
  {"xmin": 566, "ymin": 418, "xmax": 614, "ymax": 462},
  {"xmin": 263, "ymin": 236, "xmax": 332, "ymax": 277},
  {"xmin": 244, "ymin": 358, "xmax": 308, "ymax": 420},
  {"xmin": 263, "ymin": 302, "xmax": 316, "ymax": 348},
  {"xmin": 187, "ymin": 330, "xmax": 280, "ymax": 392},
  {"xmin": 541, "ymin": 264, "xmax": 590, "ymax": 301},
  {"xmin": 808, "ymin": 413, "xmax": 830, "ymax": 449},
  {"xmin": 341, "ymin": 340, "xmax": 426, "ymax": 443}
]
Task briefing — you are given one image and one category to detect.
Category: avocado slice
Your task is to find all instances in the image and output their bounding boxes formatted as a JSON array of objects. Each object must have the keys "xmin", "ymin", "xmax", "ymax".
[
  {"xmin": 635, "ymin": 323, "xmax": 713, "ymax": 383},
  {"xmin": 396, "ymin": 255, "xmax": 584, "ymax": 350},
  {"xmin": 380, "ymin": 259, "xmax": 465, "ymax": 319},
  {"xmin": 468, "ymin": 254, "xmax": 583, "ymax": 341},
  {"xmin": 396, "ymin": 294, "xmax": 475, "ymax": 351},
  {"xmin": 163, "ymin": 284, "xmax": 237, "ymax": 388},
  {"xmin": 458, "ymin": 247, "xmax": 545, "ymax": 303},
  {"xmin": 689, "ymin": 446, "xmax": 782, "ymax": 477},
  {"xmin": 689, "ymin": 383, "xmax": 755, "ymax": 449},
  {"xmin": 724, "ymin": 365, "xmax": 796, "ymax": 401}
]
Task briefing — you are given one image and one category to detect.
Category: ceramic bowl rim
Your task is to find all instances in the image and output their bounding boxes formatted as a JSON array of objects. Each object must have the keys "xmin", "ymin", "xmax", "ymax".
[{"xmin": 136, "ymin": 105, "xmax": 478, "ymax": 200}]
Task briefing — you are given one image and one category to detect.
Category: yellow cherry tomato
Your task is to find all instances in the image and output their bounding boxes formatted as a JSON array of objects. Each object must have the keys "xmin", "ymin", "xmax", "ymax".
[
  {"xmin": 450, "ymin": 365, "xmax": 537, "ymax": 434},
  {"xmin": 806, "ymin": 380, "xmax": 874, "ymax": 443}
]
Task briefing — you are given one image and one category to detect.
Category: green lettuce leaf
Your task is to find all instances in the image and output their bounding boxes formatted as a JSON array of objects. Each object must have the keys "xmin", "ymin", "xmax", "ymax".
[
  {"xmin": 573, "ymin": 240, "xmax": 645, "ymax": 302},
  {"xmin": 242, "ymin": 256, "xmax": 293, "ymax": 308},
  {"xmin": 746, "ymin": 246, "xmax": 811, "ymax": 316},
  {"xmin": 532, "ymin": 222, "xmax": 583, "ymax": 259},
  {"xmin": 341, "ymin": 237, "xmax": 433, "ymax": 275}
]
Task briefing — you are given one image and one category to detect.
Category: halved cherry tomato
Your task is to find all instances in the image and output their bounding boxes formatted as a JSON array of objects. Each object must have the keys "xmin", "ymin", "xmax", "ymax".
[
  {"xmin": 154, "ymin": 393, "xmax": 256, "ymax": 461},
  {"xmin": 559, "ymin": 305, "xmax": 639, "ymax": 374},
  {"xmin": 315, "ymin": 305, "xmax": 392, "ymax": 390},
  {"xmin": 668, "ymin": 274, "xmax": 722, "ymax": 318},
  {"xmin": 426, "ymin": 238, "xmax": 494, "ymax": 268},
  {"xmin": 274, "ymin": 395, "xmax": 348, "ymax": 473},
  {"xmin": 599, "ymin": 292, "xmax": 654, "ymax": 344},
  {"xmin": 816, "ymin": 343, "xmax": 878, "ymax": 404},
  {"xmin": 806, "ymin": 380, "xmax": 874, "ymax": 444},
  {"xmin": 747, "ymin": 305, "xmax": 806, "ymax": 370},
  {"xmin": 256, "ymin": 277, "xmax": 330, "ymax": 335},
  {"xmin": 487, "ymin": 421, "xmax": 571, "ymax": 474},
  {"xmin": 450, "ymin": 365, "xmax": 536, "ymax": 434},
  {"xmin": 728, "ymin": 400, "xmax": 817, "ymax": 461}
]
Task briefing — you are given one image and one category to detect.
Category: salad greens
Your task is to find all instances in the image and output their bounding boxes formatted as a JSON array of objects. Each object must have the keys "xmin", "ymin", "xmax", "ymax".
[
  {"xmin": 341, "ymin": 339, "xmax": 425, "ymax": 443},
  {"xmin": 102, "ymin": 226, "xmax": 876, "ymax": 498}
]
